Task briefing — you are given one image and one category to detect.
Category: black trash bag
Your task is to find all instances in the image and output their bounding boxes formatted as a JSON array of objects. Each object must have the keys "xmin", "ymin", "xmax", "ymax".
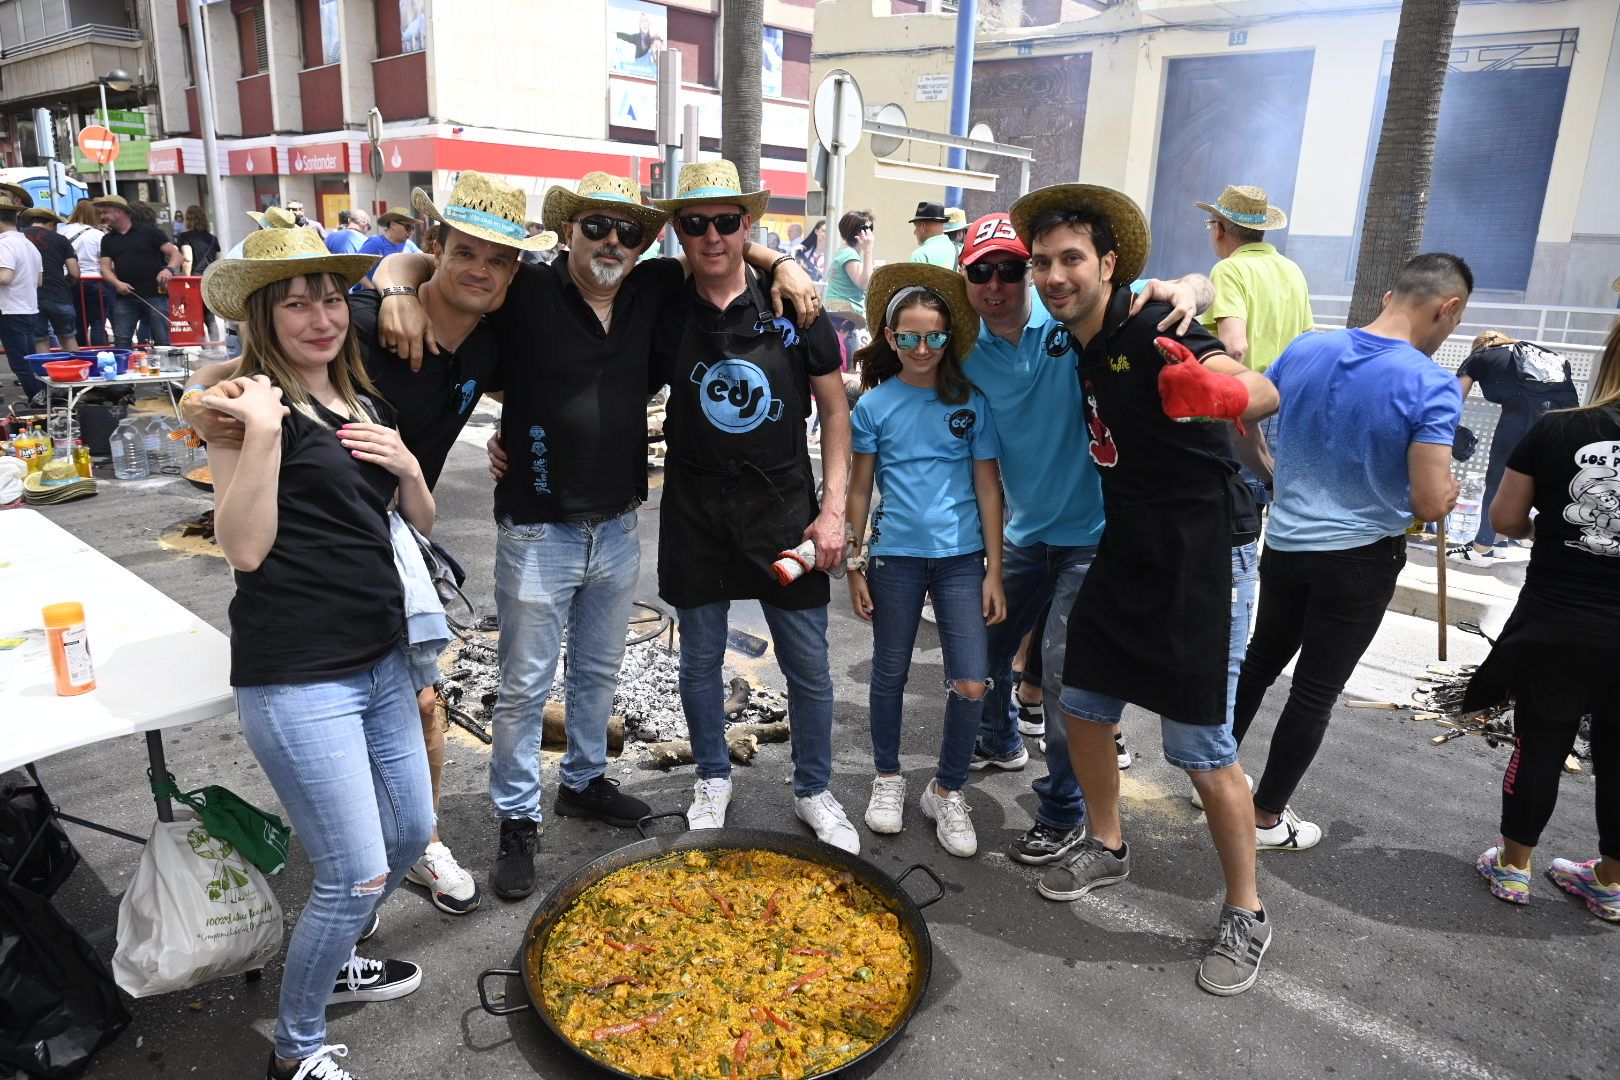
[
  {"xmin": 0, "ymin": 776, "xmax": 79, "ymax": 899},
  {"xmin": 0, "ymin": 875, "xmax": 130, "ymax": 1079}
]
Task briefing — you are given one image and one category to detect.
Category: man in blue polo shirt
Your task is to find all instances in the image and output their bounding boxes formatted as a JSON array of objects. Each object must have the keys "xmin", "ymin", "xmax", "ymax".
[{"xmin": 959, "ymin": 212, "xmax": 1211, "ymax": 864}]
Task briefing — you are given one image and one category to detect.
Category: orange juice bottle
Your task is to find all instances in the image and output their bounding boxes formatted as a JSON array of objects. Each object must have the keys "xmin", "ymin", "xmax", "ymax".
[{"xmin": 43, "ymin": 602, "xmax": 96, "ymax": 696}]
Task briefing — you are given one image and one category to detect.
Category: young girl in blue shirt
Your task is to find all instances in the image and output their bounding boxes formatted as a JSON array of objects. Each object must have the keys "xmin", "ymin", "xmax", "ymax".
[{"xmin": 845, "ymin": 263, "xmax": 1006, "ymax": 858}]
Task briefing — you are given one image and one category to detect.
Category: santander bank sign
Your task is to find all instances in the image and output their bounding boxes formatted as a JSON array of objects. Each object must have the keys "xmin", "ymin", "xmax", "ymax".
[{"xmin": 289, "ymin": 142, "xmax": 349, "ymax": 174}]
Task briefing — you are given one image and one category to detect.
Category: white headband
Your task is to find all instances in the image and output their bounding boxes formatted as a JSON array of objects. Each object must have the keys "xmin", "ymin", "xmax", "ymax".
[{"xmin": 885, "ymin": 285, "xmax": 945, "ymax": 327}]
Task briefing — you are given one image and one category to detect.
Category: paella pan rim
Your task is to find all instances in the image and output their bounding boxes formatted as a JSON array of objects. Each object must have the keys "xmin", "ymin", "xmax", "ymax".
[{"xmin": 491, "ymin": 825, "xmax": 941, "ymax": 1080}]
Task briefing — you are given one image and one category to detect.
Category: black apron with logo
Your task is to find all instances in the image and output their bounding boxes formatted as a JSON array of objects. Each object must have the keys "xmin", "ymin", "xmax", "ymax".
[{"xmin": 658, "ymin": 277, "xmax": 827, "ymax": 611}]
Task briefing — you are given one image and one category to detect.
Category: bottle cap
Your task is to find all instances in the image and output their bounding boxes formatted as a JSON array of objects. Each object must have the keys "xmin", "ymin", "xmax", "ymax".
[{"xmin": 43, "ymin": 602, "xmax": 85, "ymax": 628}]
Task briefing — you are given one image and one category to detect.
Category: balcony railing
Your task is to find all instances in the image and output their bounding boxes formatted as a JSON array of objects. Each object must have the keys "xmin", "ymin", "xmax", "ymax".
[{"xmin": 0, "ymin": 23, "xmax": 141, "ymax": 61}]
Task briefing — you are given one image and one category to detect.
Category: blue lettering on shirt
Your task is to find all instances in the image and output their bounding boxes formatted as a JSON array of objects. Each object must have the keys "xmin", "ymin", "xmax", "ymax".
[{"xmin": 691, "ymin": 358, "xmax": 784, "ymax": 434}]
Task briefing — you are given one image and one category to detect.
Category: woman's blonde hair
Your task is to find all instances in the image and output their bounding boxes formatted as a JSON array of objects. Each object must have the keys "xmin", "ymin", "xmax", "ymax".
[
  {"xmin": 1577, "ymin": 319, "xmax": 1620, "ymax": 413},
  {"xmin": 68, "ymin": 200, "xmax": 99, "ymax": 227},
  {"xmin": 233, "ymin": 273, "xmax": 382, "ymax": 423},
  {"xmin": 1470, "ymin": 329, "xmax": 1513, "ymax": 353}
]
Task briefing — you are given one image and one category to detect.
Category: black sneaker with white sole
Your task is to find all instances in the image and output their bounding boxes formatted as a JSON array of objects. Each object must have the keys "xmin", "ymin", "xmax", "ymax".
[
  {"xmin": 554, "ymin": 775, "xmax": 652, "ymax": 828},
  {"xmin": 327, "ymin": 951, "xmax": 421, "ymax": 1004},
  {"xmin": 969, "ymin": 741, "xmax": 1029, "ymax": 771},
  {"xmin": 358, "ymin": 911, "xmax": 379, "ymax": 943},
  {"xmin": 1009, "ymin": 821, "xmax": 1087, "ymax": 865},
  {"xmin": 267, "ymin": 1044, "xmax": 357, "ymax": 1080}
]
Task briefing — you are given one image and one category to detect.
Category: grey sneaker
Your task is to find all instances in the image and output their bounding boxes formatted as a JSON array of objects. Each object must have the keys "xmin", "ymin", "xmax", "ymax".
[
  {"xmin": 1009, "ymin": 821, "xmax": 1086, "ymax": 865},
  {"xmin": 969, "ymin": 742, "xmax": 1029, "ymax": 771},
  {"xmin": 1037, "ymin": 837, "xmax": 1129, "ymax": 901},
  {"xmin": 1197, "ymin": 904, "xmax": 1272, "ymax": 996}
]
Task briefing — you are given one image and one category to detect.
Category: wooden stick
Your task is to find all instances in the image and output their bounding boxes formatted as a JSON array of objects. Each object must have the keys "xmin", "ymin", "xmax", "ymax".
[{"xmin": 1435, "ymin": 515, "xmax": 1448, "ymax": 661}]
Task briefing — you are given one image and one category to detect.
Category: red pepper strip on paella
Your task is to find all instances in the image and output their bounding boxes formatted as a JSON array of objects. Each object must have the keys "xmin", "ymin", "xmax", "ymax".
[{"xmin": 778, "ymin": 964, "xmax": 830, "ymax": 999}]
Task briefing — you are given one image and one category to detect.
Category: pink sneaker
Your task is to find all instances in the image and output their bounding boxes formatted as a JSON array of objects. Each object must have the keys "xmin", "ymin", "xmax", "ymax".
[
  {"xmin": 1546, "ymin": 858, "xmax": 1620, "ymax": 922},
  {"xmin": 1476, "ymin": 846, "xmax": 1530, "ymax": 905}
]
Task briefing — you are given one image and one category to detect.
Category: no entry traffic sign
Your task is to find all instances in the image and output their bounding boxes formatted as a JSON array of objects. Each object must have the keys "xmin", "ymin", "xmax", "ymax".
[{"xmin": 77, "ymin": 124, "xmax": 120, "ymax": 165}]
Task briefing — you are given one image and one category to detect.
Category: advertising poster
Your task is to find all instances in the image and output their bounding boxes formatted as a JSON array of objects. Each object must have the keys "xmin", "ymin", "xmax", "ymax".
[
  {"xmin": 608, "ymin": 0, "xmax": 666, "ymax": 77},
  {"xmin": 762, "ymin": 27, "xmax": 784, "ymax": 98},
  {"xmin": 400, "ymin": 0, "xmax": 426, "ymax": 54}
]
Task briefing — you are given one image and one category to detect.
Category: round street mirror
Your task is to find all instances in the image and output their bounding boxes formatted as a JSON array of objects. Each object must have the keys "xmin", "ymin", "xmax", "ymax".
[
  {"xmin": 965, "ymin": 122, "xmax": 996, "ymax": 173},
  {"xmin": 868, "ymin": 103, "xmax": 908, "ymax": 158}
]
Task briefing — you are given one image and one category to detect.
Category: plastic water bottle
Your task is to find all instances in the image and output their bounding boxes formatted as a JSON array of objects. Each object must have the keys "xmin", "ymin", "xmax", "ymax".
[
  {"xmin": 110, "ymin": 419, "xmax": 149, "ymax": 479},
  {"xmin": 96, "ymin": 351, "xmax": 117, "ymax": 380},
  {"xmin": 1446, "ymin": 475, "xmax": 1485, "ymax": 543}
]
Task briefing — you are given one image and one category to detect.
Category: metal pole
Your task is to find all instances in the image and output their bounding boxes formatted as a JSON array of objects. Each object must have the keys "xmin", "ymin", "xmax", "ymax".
[
  {"xmin": 1018, "ymin": 158, "xmax": 1031, "ymax": 197},
  {"xmin": 187, "ymin": 0, "xmax": 228, "ymax": 249},
  {"xmin": 97, "ymin": 80, "xmax": 115, "ymax": 195},
  {"xmin": 825, "ymin": 75, "xmax": 848, "ymax": 256},
  {"xmin": 943, "ymin": 0, "xmax": 977, "ymax": 208}
]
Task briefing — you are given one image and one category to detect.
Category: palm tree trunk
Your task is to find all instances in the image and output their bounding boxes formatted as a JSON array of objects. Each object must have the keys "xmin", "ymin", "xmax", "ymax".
[
  {"xmin": 1348, "ymin": 0, "xmax": 1461, "ymax": 327},
  {"xmin": 720, "ymin": 0, "xmax": 765, "ymax": 195}
]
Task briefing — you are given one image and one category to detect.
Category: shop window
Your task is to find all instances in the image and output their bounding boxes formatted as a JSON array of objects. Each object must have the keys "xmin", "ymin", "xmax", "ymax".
[
  {"xmin": 377, "ymin": 0, "xmax": 426, "ymax": 57},
  {"xmin": 666, "ymin": 8, "xmax": 716, "ymax": 87},
  {"xmin": 300, "ymin": 0, "xmax": 342, "ymax": 67},
  {"xmin": 235, "ymin": 2, "xmax": 268, "ymax": 76}
]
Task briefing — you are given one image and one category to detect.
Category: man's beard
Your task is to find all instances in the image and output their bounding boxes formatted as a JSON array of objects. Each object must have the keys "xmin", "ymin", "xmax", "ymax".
[{"xmin": 589, "ymin": 250, "xmax": 628, "ymax": 287}]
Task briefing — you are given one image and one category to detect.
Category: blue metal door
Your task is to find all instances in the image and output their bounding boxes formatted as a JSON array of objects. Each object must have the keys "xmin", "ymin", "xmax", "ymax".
[{"xmin": 1145, "ymin": 50, "xmax": 1315, "ymax": 282}]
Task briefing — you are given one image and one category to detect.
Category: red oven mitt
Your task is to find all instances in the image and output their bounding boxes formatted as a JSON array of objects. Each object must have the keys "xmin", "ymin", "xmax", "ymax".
[{"xmin": 1155, "ymin": 336, "xmax": 1248, "ymax": 436}]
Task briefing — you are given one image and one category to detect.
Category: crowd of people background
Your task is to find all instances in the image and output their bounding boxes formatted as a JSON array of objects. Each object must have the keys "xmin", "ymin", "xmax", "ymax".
[{"xmin": 65, "ymin": 153, "xmax": 1605, "ymax": 1080}]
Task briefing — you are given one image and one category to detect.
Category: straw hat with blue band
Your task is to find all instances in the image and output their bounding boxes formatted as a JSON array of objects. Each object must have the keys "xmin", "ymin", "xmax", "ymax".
[
  {"xmin": 542, "ymin": 171, "xmax": 668, "ymax": 237},
  {"xmin": 202, "ymin": 226, "xmax": 378, "ymax": 322},
  {"xmin": 1195, "ymin": 184, "xmax": 1288, "ymax": 231},
  {"xmin": 412, "ymin": 172, "xmax": 557, "ymax": 252},
  {"xmin": 651, "ymin": 160, "xmax": 770, "ymax": 219}
]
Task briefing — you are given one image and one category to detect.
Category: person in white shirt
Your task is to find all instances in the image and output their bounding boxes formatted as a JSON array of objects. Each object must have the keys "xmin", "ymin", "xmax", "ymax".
[
  {"xmin": 0, "ymin": 191, "xmax": 44, "ymax": 404},
  {"xmin": 61, "ymin": 200, "xmax": 108, "ymax": 346}
]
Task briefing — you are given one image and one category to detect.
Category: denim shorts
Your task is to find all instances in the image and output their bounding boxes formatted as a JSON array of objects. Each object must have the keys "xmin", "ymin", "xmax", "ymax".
[
  {"xmin": 403, "ymin": 639, "xmax": 445, "ymax": 694},
  {"xmin": 1058, "ymin": 687, "xmax": 1239, "ymax": 772}
]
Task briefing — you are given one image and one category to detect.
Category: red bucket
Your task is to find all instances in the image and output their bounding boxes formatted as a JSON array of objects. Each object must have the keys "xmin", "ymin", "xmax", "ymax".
[{"xmin": 166, "ymin": 275, "xmax": 205, "ymax": 346}]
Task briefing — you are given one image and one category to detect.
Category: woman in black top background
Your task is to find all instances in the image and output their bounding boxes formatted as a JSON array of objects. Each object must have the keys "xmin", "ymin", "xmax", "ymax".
[
  {"xmin": 177, "ymin": 204, "xmax": 221, "ymax": 338},
  {"xmin": 1471, "ymin": 318, "xmax": 1620, "ymax": 924},
  {"xmin": 198, "ymin": 225, "xmax": 436, "ymax": 1080}
]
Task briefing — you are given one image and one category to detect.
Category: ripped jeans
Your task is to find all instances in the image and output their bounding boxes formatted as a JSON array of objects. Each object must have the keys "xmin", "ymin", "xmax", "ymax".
[
  {"xmin": 865, "ymin": 551, "xmax": 989, "ymax": 791},
  {"xmin": 235, "ymin": 647, "xmax": 434, "ymax": 1062}
]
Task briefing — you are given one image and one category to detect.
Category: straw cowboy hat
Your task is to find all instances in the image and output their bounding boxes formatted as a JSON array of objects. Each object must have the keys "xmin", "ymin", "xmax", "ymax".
[
  {"xmin": 202, "ymin": 226, "xmax": 377, "ymax": 322},
  {"xmin": 1196, "ymin": 185, "xmax": 1288, "ymax": 231},
  {"xmin": 375, "ymin": 206, "xmax": 419, "ymax": 228},
  {"xmin": 245, "ymin": 206, "xmax": 297, "ymax": 231},
  {"xmin": 1009, "ymin": 183, "xmax": 1151, "ymax": 288},
  {"xmin": 91, "ymin": 193, "xmax": 131, "ymax": 212},
  {"xmin": 863, "ymin": 262, "xmax": 981, "ymax": 366},
  {"xmin": 20, "ymin": 207, "xmax": 65, "ymax": 225},
  {"xmin": 822, "ymin": 299, "xmax": 867, "ymax": 331},
  {"xmin": 652, "ymin": 160, "xmax": 770, "ymax": 219},
  {"xmin": 411, "ymin": 172, "xmax": 556, "ymax": 252},
  {"xmin": 942, "ymin": 207, "xmax": 968, "ymax": 234},
  {"xmin": 24, "ymin": 458, "xmax": 96, "ymax": 505},
  {"xmin": 542, "ymin": 171, "xmax": 668, "ymax": 236},
  {"xmin": 0, "ymin": 183, "xmax": 34, "ymax": 212}
]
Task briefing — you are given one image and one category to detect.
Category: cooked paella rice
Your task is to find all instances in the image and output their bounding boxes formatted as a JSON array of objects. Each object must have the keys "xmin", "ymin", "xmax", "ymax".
[{"xmin": 538, "ymin": 849, "xmax": 915, "ymax": 1079}]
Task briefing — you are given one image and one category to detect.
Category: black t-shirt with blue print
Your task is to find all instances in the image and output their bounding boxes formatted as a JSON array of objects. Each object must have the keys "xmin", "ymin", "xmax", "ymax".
[{"xmin": 350, "ymin": 288, "xmax": 502, "ymax": 491}]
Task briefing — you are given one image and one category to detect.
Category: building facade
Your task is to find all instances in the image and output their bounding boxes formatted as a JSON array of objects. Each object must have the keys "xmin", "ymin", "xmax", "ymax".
[
  {"xmin": 138, "ymin": 0, "xmax": 816, "ymax": 245},
  {"xmin": 814, "ymin": 0, "xmax": 1620, "ymax": 308}
]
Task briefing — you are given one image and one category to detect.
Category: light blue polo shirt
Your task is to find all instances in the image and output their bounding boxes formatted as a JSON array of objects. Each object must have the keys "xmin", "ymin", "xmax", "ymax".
[
  {"xmin": 851, "ymin": 379, "xmax": 1000, "ymax": 558},
  {"xmin": 961, "ymin": 293, "xmax": 1105, "ymax": 548}
]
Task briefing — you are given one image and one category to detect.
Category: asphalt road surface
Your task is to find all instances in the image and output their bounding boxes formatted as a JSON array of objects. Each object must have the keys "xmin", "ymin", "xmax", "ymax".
[{"xmin": 17, "ymin": 423, "xmax": 1613, "ymax": 1080}]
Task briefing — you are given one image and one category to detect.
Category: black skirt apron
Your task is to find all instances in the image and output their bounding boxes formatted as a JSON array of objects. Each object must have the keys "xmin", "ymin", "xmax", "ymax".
[{"xmin": 658, "ymin": 284, "xmax": 827, "ymax": 611}]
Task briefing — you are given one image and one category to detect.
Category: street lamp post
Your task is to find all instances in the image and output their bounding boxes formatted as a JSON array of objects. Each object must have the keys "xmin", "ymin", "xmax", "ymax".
[{"xmin": 97, "ymin": 68, "xmax": 134, "ymax": 196}]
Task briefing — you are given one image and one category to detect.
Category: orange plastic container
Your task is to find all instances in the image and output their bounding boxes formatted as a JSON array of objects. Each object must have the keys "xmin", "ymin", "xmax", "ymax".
[{"xmin": 43, "ymin": 602, "xmax": 96, "ymax": 696}]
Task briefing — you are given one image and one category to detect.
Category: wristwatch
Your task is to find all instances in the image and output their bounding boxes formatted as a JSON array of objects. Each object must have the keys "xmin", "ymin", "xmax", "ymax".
[{"xmin": 380, "ymin": 286, "xmax": 418, "ymax": 300}]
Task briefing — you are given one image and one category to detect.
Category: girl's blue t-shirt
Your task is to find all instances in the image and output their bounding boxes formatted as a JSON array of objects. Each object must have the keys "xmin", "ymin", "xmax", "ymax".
[{"xmin": 851, "ymin": 378, "xmax": 1000, "ymax": 557}]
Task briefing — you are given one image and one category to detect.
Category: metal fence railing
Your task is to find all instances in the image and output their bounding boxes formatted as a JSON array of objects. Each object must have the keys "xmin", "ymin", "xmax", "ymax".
[{"xmin": 1311, "ymin": 295, "xmax": 1618, "ymax": 350}]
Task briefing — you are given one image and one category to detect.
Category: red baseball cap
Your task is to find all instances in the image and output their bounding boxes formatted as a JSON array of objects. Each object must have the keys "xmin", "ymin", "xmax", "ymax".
[{"xmin": 959, "ymin": 213, "xmax": 1030, "ymax": 267}]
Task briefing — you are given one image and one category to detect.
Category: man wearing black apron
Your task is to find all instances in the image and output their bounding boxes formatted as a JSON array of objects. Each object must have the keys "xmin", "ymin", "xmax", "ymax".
[
  {"xmin": 1008, "ymin": 184, "xmax": 1279, "ymax": 997},
  {"xmin": 651, "ymin": 161, "xmax": 860, "ymax": 854}
]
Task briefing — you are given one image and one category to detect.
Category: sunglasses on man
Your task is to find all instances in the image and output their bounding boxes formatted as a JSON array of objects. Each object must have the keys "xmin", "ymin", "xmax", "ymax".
[
  {"xmin": 576, "ymin": 214, "xmax": 645, "ymax": 248},
  {"xmin": 963, "ymin": 260, "xmax": 1029, "ymax": 285},
  {"xmin": 677, "ymin": 212, "xmax": 744, "ymax": 237}
]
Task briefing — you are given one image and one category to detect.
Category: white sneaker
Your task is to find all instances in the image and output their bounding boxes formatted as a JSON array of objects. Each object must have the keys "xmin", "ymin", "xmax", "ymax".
[
  {"xmin": 407, "ymin": 841, "xmax": 481, "ymax": 915},
  {"xmin": 1191, "ymin": 772, "xmax": 1254, "ymax": 811},
  {"xmin": 284, "ymin": 1044, "xmax": 356, "ymax": 1080},
  {"xmin": 1256, "ymin": 806, "xmax": 1322, "ymax": 851},
  {"xmin": 795, "ymin": 790, "xmax": 860, "ymax": 854},
  {"xmin": 1115, "ymin": 732, "xmax": 1132, "ymax": 770},
  {"xmin": 687, "ymin": 777, "xmax": 733, "ymax": 830},
  {"xmin": 919, "ymin": 782, "xmax": 977, "ymax": 858},
  {"xmin": 864, "ymin": 775, "xmax": 906, "ymax": 834}
]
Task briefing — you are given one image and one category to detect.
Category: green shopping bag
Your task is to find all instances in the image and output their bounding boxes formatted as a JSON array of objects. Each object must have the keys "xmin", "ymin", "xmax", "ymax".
[{"xmin": 149, "ymin": 774, "xmax": 290, "ymax": 876}]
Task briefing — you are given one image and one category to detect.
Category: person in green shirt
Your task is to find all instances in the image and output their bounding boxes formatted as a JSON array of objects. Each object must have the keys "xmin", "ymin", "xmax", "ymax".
[
  {"xmin": 908, "ymin": 201, "xmax": 958, "ymax": 268},
  {"xmin": 825, "ymin": 209, "xmax": 875, "ymax": 308},
  {"xmin": 1195, "ymin": 185, "xmax": 1313, "ymax": 373}
]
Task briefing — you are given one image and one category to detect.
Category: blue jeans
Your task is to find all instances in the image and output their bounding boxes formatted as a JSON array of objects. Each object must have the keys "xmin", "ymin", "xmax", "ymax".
[
  {"xmin": 34, "ymin": 299, "xmax": 78, "ymax": 345},
  {"xmin": 1474, "ymin": 406, "xmax": 1535, "ymax": 547},
  {"xmin": 489, "ymin": 511, "xmax": 640, "ymax": 820},
  {"xmin": 1, "ymin": 312, "xmax": 40, "ymax": 400},
  {"xmin": 677, "ymin": 600, "xmax": 834, "ymax": 798},
  {"xmin": 234, "ymin": 648, "xmax": 433, "ymax": 1062},
  {"xmin": 111, "ymin": 291, "xmax": 169, "ymax": 347},
  {"xmin": 865, "ymin": 552, "xmax": 989, "ymax": 791},
  {"xmin": 1059, "ymin": 542, "xmax": 1259, "ymax": 772},
  {"xmin": 977, "ymin": 538, "xmax": 1091, "ymax": 829}
]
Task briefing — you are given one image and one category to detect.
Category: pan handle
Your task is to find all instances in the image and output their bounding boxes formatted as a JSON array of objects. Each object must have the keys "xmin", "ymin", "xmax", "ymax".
[
  {"xmin": 895, "ymin": 863, "xmax": 946, "ymax": 909},
  {"xmin": 477, "ymin": 968, "xmax": 533, "ymax": 1016},
  {"xmin": 636, "ymin": 810, "xmax": 690, "ymax": 839}
]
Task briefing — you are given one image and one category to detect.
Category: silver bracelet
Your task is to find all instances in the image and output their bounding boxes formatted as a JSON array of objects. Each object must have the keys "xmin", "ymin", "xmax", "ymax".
[{"xmin": 379, "ymin": 286, "xmax": 418, "ymax": 299}]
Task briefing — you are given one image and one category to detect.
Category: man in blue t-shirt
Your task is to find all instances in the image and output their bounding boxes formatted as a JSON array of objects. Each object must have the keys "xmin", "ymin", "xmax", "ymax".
[
  {"xmin": 1232, "ymin": 253, "xmax": 1469, "ymax": 851},
  {"xmin": 956, "ymin": 212, "xmax": 1213, "ymax": 865}
]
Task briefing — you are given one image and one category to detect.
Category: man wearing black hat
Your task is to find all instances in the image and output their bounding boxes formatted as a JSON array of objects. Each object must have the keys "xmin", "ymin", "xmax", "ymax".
[{"xmin": 908, "ymin": 202, "xmax": 956, "ymax": 268}]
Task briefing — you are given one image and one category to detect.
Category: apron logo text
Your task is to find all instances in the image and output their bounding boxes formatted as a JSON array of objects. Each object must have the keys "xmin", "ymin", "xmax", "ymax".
[{"xmin": 690, "ymin": 359, "xmax": 785, "ymax": 434}]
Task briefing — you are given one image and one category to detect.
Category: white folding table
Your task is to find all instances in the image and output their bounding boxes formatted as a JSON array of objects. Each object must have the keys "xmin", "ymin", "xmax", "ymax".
[{"xmin": 0, "ymin": 508, "xmax": 233, "ymax": 840}]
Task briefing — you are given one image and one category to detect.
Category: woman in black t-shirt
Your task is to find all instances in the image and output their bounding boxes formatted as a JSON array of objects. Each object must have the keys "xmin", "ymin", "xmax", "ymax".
[
  {"xmin": 198, "ymin": 226, "xmax": 436, "ymax": 1080},
  {"xmin": 176, "ymin": 204, "xmax": 221, "ymax": 338},
  {"xmin": 1469, "ymin": 319, "xmax": 1620, "ymax": 924}
]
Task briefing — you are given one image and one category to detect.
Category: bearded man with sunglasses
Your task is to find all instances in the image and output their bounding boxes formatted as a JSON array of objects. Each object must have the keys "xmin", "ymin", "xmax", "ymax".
[
  {"xmin": 954, "ymin": 212, "xmax": 1217, "ymax": 867},
  {"xmin": 375, "ymin": 171, "xmax": 818, "ymax": 901},
  {"xmin": 648, "ymin": 161, "xmax": 860, "ymax": 853}
]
